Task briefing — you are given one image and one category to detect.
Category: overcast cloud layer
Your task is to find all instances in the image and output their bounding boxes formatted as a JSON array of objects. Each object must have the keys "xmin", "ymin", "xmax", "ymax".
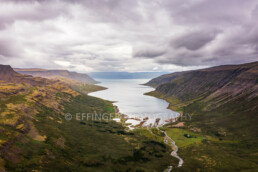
[{"xmin": 0, "ymin": 0, "xmax": 257, "ymax": 72}]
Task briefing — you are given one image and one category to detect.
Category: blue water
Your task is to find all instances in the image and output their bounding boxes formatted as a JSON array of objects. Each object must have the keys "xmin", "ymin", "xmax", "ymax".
[{"xmin": 89, "ymin": 79, "xmax": 179, "ymax": 126}]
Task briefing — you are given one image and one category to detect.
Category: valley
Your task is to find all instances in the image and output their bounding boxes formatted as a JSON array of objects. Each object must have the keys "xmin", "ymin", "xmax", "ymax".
[
  {"xmin": 0, "ymin": 61, "xmax": 257, "ymax": 171},
  {"xmin": 0, "ymin": 65, "xmax": 177, "ymax": 171},
  {"xmin": 1, "ymin": 1, "xmax": 257, "ymax": 171}
]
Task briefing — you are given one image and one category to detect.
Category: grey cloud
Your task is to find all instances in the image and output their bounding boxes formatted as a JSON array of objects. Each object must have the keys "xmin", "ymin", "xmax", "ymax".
[
  {"xmin": 171, "ymin": 30, "xmax": 220, "ymax": 51},
  {"xmin": 0, "ymin": 38, "xmax": 23, "ymax": 57},
  {"xmin": 134, "ymin": 0, "xmax": 258, "ymax": 67},
  {"xmin": 0, "ymin": 2, "xmax": 69, "ymax": 29},
  {"xmin": 133, "ymin": 47, "xmax": 166, "ymax": 58},
  {"xmin": 2, "ymin": 0, "xmax": 143, "ymax": 24},
  {"xmin": 0, "ymin": 41, "xmax": 15, "ymax": 57},
  {"xmin": 0, "ymin": 0, "xmax": 257, "ymax": 71},
  {"xmin": 162, "ymin": 0, "xmax": 257, "ymax": 26}
]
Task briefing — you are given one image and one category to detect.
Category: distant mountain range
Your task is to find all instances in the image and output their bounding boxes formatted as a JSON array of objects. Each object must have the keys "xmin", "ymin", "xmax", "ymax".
[
  {"xmin": 15, "ymin": 68, "xmax": 97, "ymax": 84},
  {"xmin": 89, "ymin": 72, "xmax": 167, "ymax": 79}
]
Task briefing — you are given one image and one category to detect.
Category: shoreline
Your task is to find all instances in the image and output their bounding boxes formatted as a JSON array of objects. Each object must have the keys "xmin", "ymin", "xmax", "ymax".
[
  {"xmin": 114, "ymin": 104, "xmax": 184, "ymax": 170},
  {"xmin": 113, "ymin": 104, "xmax": 180, "ymax": 129},
  {"xmin": 90, "ymin": 84, "xmax": 184, "ymax": 169}
]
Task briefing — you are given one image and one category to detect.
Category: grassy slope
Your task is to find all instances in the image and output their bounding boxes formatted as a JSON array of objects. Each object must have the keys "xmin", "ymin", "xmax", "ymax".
[
  {"xmin": 145, "ymin": 62, "xmax": 258, "ymax": 171},
  {"xmin": 148, "ymin": 91, "xmax": 258, "ymax": 172},
  {"xmin": 37, "ymin": 75, "xmax": 106, "ymax": 94},
  {"xmin": 166, "ymin": 128, "xmax": 203, "ymax": 148},
  {"xmin": 0, "ymin": 82, "xmax": 176, "ymax": 172},
  {"xmin": 69, "ymin": 82, "xmax": 106, "ymax": 95}
]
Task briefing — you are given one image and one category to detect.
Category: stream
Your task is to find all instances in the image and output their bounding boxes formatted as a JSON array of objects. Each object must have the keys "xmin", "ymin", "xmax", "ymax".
[{"xmin": 161, "ymin": 129, "xmax": 184, "ymax": 171}]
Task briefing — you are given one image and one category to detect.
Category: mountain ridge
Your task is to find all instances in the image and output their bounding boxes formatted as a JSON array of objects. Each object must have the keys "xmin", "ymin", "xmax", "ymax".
[
  {"xmin": 145, "ymin": 61, "xmax": 258, "ymax": 106},
  {"xmin": 14, "ymin": 68, "xmax": 98, "ymax": 84},
  {"xmin": 0, "ymin": 64, "xmax": 60, "ymax": 86}
]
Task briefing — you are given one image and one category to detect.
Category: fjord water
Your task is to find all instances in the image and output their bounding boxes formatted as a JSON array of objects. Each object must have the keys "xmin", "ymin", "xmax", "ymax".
[{"xmin": 89, "ymin": 79, "xmax": 179, "ymax": 126}]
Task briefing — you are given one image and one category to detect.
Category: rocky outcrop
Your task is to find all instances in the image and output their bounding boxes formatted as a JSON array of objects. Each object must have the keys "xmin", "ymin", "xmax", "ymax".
[{"xmin": 0, "ymin": 65, "xmax": 20, "ymax": 82}]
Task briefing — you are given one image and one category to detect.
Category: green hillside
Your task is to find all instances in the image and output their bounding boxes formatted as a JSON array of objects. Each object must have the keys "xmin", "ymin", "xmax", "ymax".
[
  {"xmin": 0, "ymin": 65, "xmax": 176, "ymax": 172},
  {"xmin": 146, "ymin": 61, "xmax": 258, "ymax": 171}
]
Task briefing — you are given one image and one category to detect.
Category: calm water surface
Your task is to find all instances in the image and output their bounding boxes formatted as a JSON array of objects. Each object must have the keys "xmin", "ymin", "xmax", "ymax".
[{"xmin": 89, "ymin": 79, "xmax": 179, "ymax": 126}]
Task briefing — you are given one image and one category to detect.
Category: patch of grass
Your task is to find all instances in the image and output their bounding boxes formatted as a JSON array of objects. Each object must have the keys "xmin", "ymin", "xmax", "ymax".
[
  {"xmin": 166, "ymin": 128, "xmax": 203, "ymax": 148},
  {"xmin": 165, "ymin": 95, "xmax": 258, "ymax": 171},
  {"xmin": 70, "ymin": 83, "xmax": 106, "ymax": 95},
  {"xmin": 133, "ymin": 128, "xmax": 164, "ymax": 143},
  {"xmin": 173, "ymin": 140, "xmax": 258, "ymax": 172},
  {"xmin": 104, "ymin": 103, "xmax": 115, "ymax": 113}
]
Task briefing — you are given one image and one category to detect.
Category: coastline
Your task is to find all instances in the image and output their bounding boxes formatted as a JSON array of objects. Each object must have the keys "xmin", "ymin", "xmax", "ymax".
[
  {"xmin": 89, "ymin": 83, "xmax": 184, "ymax": 169},
  {"xmin": 144, "ymin": 91, "xmax": 182, "ymax": 123}
]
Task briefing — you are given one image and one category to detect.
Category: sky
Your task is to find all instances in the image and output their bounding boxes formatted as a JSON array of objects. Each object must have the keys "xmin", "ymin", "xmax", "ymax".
[{"xmin": 0, "ymin": 0, "xmax": 257, "ymax": 72}]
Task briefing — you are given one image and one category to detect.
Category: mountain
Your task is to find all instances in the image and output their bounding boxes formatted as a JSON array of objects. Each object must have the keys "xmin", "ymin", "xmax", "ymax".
[
  {"xmin": 0, "ymin": 65, "xmax": 58, "ymax": 86},
  {"xmin": 145, "ymin": 61, "xmax": 258, "ymax": 171},
  {"xmin": 0, "ymin": 65, "xmax": 175, "ymax": 171},
  {"xmin": 15, "ymin": 68, "xmax": 98, "ymax": 84},
  {"xmin": 146, "ymin": 61, "xmax": 258, "ymax": 104},
  {"xmin": 89, "ymin": 72, "xmax": 167, "ymax": 79},
  {"xmin": 0, "ymin": 65, "xmax": 21, "ymax": 82},
  {"xmin": 14, "ymin": 67, "xmax": 106, "ymax": 95}
]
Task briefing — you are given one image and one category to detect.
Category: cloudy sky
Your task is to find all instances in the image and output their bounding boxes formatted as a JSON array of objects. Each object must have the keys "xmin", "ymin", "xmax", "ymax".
[{"xmin": 0, "ymin": 0, "xmax": 257, "ymax": 72}]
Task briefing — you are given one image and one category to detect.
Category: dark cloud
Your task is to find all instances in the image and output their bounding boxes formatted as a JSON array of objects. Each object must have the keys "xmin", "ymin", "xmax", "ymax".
[
  {"xmin": 3, "ymin": 0, "xmax": 143, "ymax": 24},
  {"xmin": 133, "ymin": 47, "xmax": 166, "ymax": 58},
  {"xmin": 0, "ymin": 1, "xmax": 69, "ymax": 29},
  {"xmin": 0, "ymin": 41, "xmax": 15, "ymax": 57},
  {"xmin": 0, "ymin": 0, "xmax": 257, "ymax": 71},
  {"xmin": 132, "ymin": 0, "xmax": 258, "ymax": 67},
  {"xmin": 0, "ymin": 38, "xmax": 23, "ymax": 57},
  {"xmin": 162, "ymin": 0, "xmax": 257, "ymax": 26},
  {"xmin": 172, "ymin": 30, "xmax": 220, "ymax": 51}
]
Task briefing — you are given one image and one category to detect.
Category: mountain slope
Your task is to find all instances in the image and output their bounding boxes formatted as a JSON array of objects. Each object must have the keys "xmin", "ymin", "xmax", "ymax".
[
  {"xmin": 0, "ymin": 65, "xmax": 176, "ymax": 171},
  {"xmin": 145, "ymin": 61, "xmax": 258, "ymax": 171},
  {"xmin": 14, "ymin": 67, "xmax": 105, "ymax": 94},
  {"xmin": 15, "ymin": 68, "xmax": 98, "ymax": 84},
  {"xmin": 0, "ymin": 65, "xmax": 60, "ymax": 86},
  {"xmin": 146, "ymin": 61, "xmax": 258, "ymax": 106}
]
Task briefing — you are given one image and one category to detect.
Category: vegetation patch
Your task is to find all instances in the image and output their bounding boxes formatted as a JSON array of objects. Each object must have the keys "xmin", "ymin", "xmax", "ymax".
[{"xmin": 166, "ymin": 128, "xmax": 203, "ymax": 148}]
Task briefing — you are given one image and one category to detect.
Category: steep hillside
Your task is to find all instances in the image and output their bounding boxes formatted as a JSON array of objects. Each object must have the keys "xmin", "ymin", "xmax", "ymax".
[
  {"xmin": 15, "ymin": 68, "xmax": 98, "ymax": 84},
  {"xmin": 0, "ymin": 65, "xmax": 176, "ymax": 171},
  {"xmin": 146, "ymin": 61, "xmax": 258, "ymax": 106},
  {"xmin": 146, "ymin": 61, "xmax": 258, "ymax": 171}
]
